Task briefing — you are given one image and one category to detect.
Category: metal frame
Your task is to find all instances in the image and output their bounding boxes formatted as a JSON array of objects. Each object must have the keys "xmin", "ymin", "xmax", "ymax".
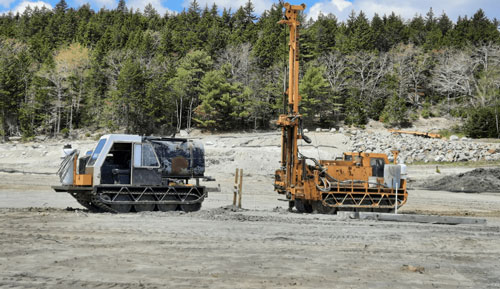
[{"xmin": 96, "ymin": 185, "xmax": 206, "ymax": 205}]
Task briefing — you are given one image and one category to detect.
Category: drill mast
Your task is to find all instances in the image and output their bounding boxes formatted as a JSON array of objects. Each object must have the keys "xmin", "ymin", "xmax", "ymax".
[{"xmin": 277, "ymin": 3, "xmax": 306, "ymax": 197}]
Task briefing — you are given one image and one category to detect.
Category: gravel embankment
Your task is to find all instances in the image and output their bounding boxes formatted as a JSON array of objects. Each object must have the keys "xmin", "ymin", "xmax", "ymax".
[{"xmin": 349, "ymin": 130, "xmax": 500, "ymax": 164}]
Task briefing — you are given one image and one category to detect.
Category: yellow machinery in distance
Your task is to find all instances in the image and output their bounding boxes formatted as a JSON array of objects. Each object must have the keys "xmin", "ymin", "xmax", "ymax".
[{"xmin": 274, "ymin": 3, "xmax": 408, "ymax": 213}]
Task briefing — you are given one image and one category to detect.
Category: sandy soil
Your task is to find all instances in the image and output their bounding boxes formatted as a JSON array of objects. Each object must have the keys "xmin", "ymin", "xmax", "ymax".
[{"xmin": 1, "ymin": 131, "xmax": 500, "ymax": 288}]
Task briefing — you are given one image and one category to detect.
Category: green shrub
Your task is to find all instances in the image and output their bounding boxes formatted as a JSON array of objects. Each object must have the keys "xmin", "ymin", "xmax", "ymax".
[
  {"xmin": 421, "ymin": 102, "xmax": 433, "ymax": 119},
  {"xmin": 381, "ymin": 94, "xmax": 410, "ymax": 127},
  {"xmin": 463, "ymin": 106, "xmax": 499, "ymax": 138},
  {"xmin": 343, "ymin": 97, "xmax": 368, "ymax": 127},
  {"xmin": 60, "ymin": 128, "xmax": 69, "ymax": 138}
]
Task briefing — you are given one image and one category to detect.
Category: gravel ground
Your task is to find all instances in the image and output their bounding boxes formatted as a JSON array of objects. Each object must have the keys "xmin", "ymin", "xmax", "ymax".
[
  {"xmin": 1, "ymin": 130, "xmax": 500, "ymax": 288},
  {"xmin": 1, "ymin": 185, "xmax": 500, "ymax": 289}
]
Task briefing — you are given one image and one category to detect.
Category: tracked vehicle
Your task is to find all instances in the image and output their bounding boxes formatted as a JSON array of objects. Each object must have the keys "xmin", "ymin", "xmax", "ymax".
[
  {"xmin": 275, "ymin": 3, "xmax": 408, "ymax": 214},
  {"xmin": 53, "ymin": 134, "xmax": 211, "ymax": 213}
]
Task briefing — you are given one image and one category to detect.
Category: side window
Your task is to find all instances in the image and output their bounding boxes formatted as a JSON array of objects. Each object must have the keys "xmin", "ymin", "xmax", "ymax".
[
  {"xmin": 134, "ymin": 143, "xmax": 159, "ymax": 167},
  {"xmin": 133, "ymin": 144, "xmax": 142, "ymax": 167},
  {"xmin": 370, "ymin": 158, "xmax": 385, "ymax": 177},
  {"xmin": 142, "ymin": 144, "xmax": 159, "ymax": 167}
]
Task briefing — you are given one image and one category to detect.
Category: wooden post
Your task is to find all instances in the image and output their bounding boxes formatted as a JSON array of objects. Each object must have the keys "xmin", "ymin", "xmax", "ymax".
[
  {"xmin": 238, "ymin": 169, "xmax": 243, "ymax": 209},
  {"xmin": 233, "ymin": 168, "xmax": 239, "ymax": 206}
]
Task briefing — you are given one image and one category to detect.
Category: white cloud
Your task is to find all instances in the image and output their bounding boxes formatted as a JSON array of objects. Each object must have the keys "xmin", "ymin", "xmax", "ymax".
[
  {"xmin": 309, "ymin": 0, "xmax": 352, "ymax": 20},
  {"xmin": 74, "ymin": 0, "xmax": 116, "ymax": 10},
  {"xmin": 128, "ymin": 0, "xmax": 173, "ymax": 15},
  {"xmin": 306, "ymin": 0, "xmax": 500, "ymax": 22},
  {"xmin": 72, "ymin": 0, "xmax": 172, "ymax": 15},
  {"xmin": 184, "ymin": 0, "xmax": 273, "ymax": 15},
  {"xmin": 9, "ymin": 0, "xmax": 52, "ymax": 13}
]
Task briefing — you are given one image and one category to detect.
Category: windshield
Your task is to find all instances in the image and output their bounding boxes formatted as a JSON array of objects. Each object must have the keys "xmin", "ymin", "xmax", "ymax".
[{"xmin": 87, "ymin": 138, "xmax": 107, "ymax": 166}]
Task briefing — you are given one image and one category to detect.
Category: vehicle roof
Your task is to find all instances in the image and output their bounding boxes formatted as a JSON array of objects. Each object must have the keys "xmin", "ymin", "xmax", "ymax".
[{"xmin": 100, "ymin": 134, "xmax": 142, "ymax": 143}]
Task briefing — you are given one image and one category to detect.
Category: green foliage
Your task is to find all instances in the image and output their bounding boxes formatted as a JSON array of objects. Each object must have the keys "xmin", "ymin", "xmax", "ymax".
[
  {"xmin": 343, "ymin": 96, "xmax": 367, "ymax": 127},
  {"xmin": 381, "ymin": 94, "xmax": 409, "ymax": 127},
  {"xmin": 111, "ymin": 57, "xmax": 146, "ymax": 133},
  {"xmin": 0, "ymin": 1, "xmax": 500, "ymax": 136},
  {"xmin": 253, "ymin": 3, "xmax": 286, "ymax": 68},
  {"xmin": 194, "ymin": 64, "xmax": 245, "ymax": 129},
  {"xmin": 421, "ymin": 102, "xmax": 433, "ymax": 118},
  {"xmin": 463, "ymin": 106, "xmax": 500, "ymax": 138},
  {"xmin": 299, "ymin": 64, "xmax": 330, "ymax": 125},
  {"xmin": 438, "ymin": 125, "xmax": 465, "ymax": 139}
]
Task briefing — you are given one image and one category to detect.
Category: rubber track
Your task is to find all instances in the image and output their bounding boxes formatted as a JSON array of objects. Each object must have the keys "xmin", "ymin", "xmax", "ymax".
[{"xmin": 90, "ymin": 193, "xmax": 120, "ymax": 213}]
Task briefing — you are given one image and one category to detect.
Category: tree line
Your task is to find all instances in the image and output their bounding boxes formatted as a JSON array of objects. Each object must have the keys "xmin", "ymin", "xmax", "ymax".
[{"xmin": 1, "ymin": 0, "xmax": 500, "ymax": 140}]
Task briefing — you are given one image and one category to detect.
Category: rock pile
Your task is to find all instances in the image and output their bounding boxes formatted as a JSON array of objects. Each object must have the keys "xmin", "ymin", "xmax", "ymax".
[{"xmin": 348, "ymin": 130, "xmax": 500, "ymax": 164}]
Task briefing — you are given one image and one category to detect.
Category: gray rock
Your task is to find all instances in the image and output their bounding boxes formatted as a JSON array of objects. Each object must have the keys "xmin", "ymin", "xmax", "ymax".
[
  {"xmin": 434, "ymin": 155, "xmax": 445, "ymax": 162},
  {"xmin": 303, "ymin": 129, "xmax": 309, "ymax": 133},
  {"xmin": 330, "ymin": 128, "xmax": 336, "ymax": 133},
  {"xmin": 457, "ymin": 153, "xmax": 469, "ymax": 162},
  {"xmin": 316, "ymin": 128, "xmax": 321, "ymax": 132},
  {"xmin": 449, "ymin": 135, "xmax": 459, "ymax": 141}
]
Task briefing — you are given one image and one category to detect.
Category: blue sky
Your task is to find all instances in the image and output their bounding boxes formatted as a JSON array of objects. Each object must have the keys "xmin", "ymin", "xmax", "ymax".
[{"xmin": 2, "ymin": 0, "xmax": 500, "ymax": 22}]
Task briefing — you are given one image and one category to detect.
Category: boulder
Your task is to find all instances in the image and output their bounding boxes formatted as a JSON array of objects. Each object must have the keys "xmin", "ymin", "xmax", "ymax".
[
  {"xmin": 449, "ymin": 135, "xmax": 459, "ymax": 141},
  {"xmin": 457, "ymin": 153, "xmax": 469, "ymax": 162}
]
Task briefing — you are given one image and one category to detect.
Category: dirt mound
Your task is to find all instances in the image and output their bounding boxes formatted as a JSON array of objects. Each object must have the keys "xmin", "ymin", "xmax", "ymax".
[{"xmin": 424, "ymin": 168, "xmax": 500, "ymax": 193}]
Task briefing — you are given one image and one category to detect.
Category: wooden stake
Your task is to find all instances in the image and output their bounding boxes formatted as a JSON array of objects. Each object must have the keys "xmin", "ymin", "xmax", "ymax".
[
  {"xmin": 233, "ymin": 168, "xmax": 238, "ymax": 206},
  {"xmin": 238, "ymin": 169, "xmax": 243, "ymax": 209}
]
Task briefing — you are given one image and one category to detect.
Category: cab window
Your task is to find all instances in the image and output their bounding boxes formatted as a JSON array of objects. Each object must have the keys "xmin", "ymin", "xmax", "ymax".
[
  {"xmin": 370, "ymin": 158, "xmax": 385, "ymax": 177},
  {"xmin": 134, "ymin": 143, "xmax": 159, "ymax": 167}
]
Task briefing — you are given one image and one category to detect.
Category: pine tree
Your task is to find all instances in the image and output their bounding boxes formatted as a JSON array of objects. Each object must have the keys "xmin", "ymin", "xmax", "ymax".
[
  {"xmin": 194, "ymin": 64, "xmax": 243, "ymax": 129},
  {"xmin": 299, "ymin": 64, "xmax": 329, "ymax": 125},
  {"xmin": 54, "ymin": 0, "xmax": 68, "ymax": 13},
  {"xmin": 337, "ymin": 11, "xmax": 373, "ymax": 53},
  {"xmin": 117, "ymin": 0, "xmax": 127, "ymax": 13},
  {"xmin": 253, "ymin": 3, "xmax": 287, "ymax": 68},
  {"xmin": 112, "ymin": 57, "xmax": 145, "ymax": 133}
]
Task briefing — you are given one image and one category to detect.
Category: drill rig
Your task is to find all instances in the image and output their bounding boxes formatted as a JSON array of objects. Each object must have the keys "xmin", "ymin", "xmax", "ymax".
[{"xmin": 274, "ymin": 3, "xmax": 408, "ymax": 214}]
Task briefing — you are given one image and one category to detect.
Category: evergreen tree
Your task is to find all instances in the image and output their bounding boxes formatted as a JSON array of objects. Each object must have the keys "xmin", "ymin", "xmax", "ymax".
[
  {"xmin": 168, "ymin": 50, "xmax": 213, "ymax": 131},
  {"xmin": 253, "ymin": 3, "xmax": 287, "ymax": 68},
  {"xmin": 194, "ymin": 64, "xmax": 244, "ymax": 129},
  {"xmin": 299, "ymin": 64, "xmax": 329, "ymax": 125},
  {"xmin": 111, "ymin": 57, "xmax": 145, "ymax": 133},
  {"xmin": 337, "ymin": 11, "xmax": 373, "ymax": 53},
  {"xmin": 117, "ymin": 0, "xmax": 127, "ymax": 13}
]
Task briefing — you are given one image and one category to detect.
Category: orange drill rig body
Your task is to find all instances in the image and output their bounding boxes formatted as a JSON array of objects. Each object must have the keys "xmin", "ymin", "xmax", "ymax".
[{"xmin": 274, "ymin": 3, "xmax": 408, "ymax": 213}]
